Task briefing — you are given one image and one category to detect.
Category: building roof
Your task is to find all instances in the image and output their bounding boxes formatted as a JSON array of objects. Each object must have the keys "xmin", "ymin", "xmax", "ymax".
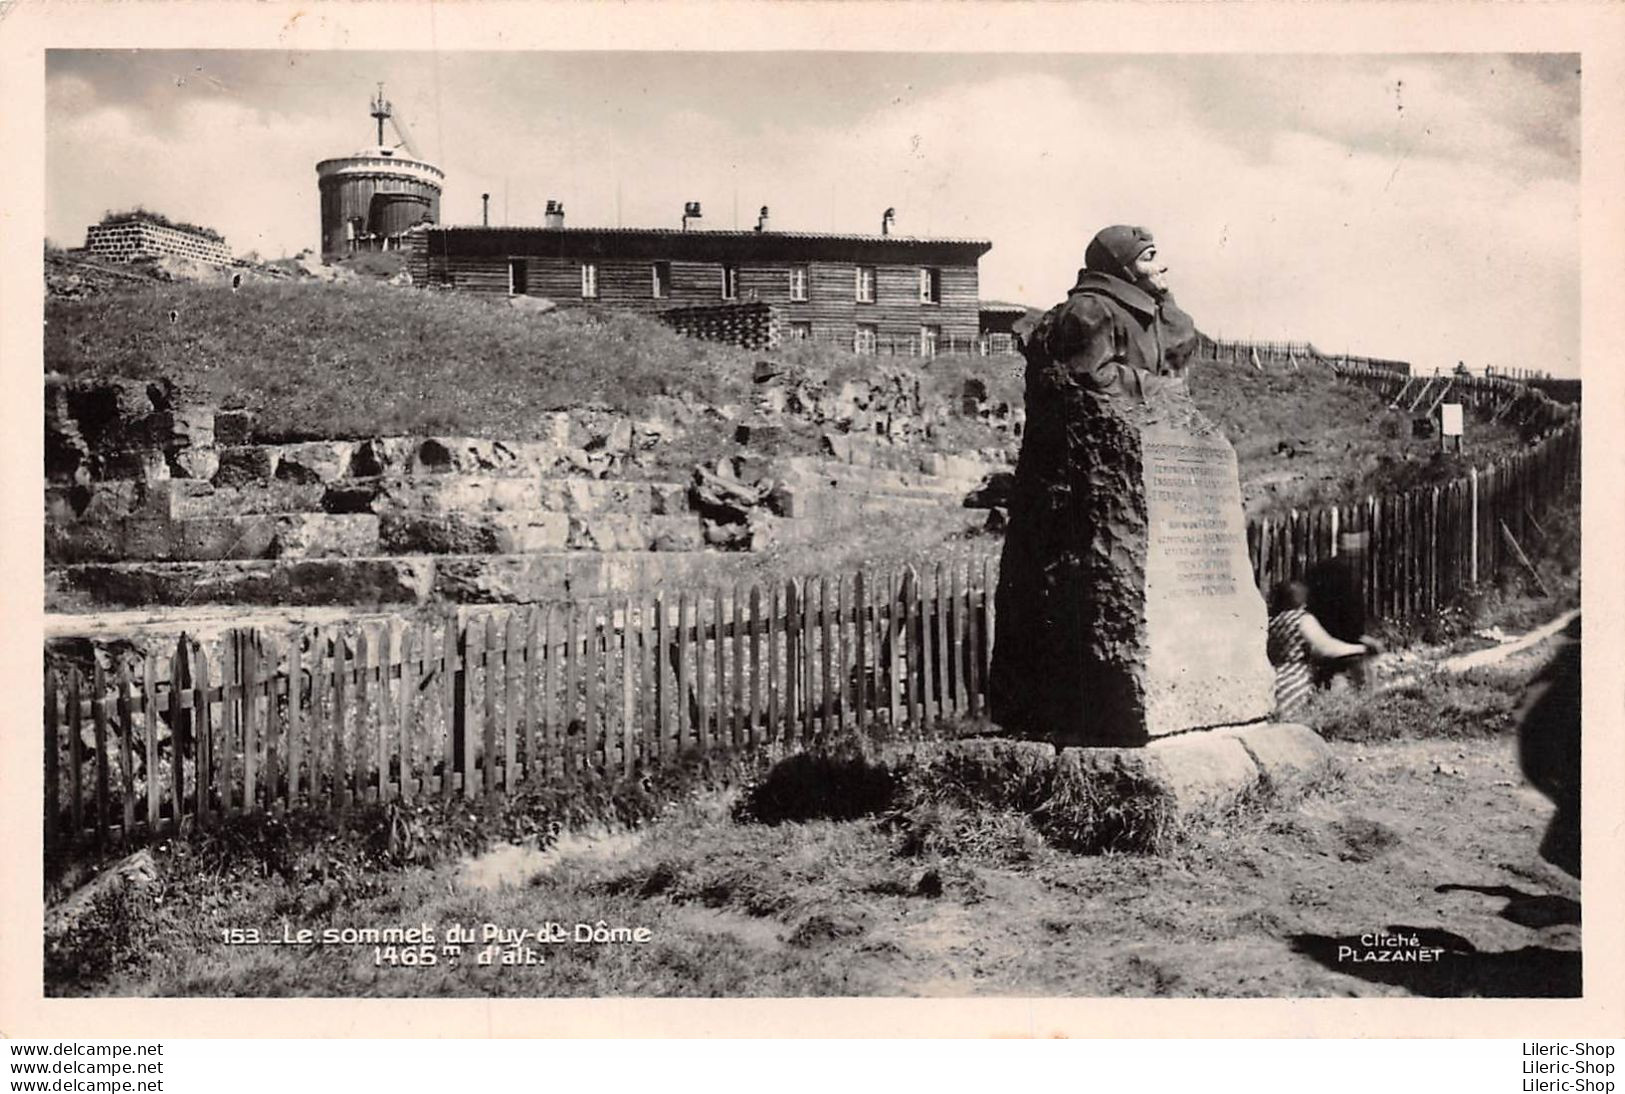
[
  {"xmin": 420, "ymin": 224, "xmax": 991, "ymax": 263},
  {"xmin": 436, "ymin": 224, "xmax": 990, "ymax": 246},
  {"xmin": 978, "ymin": 300, "xmax": 1037, "ymax": 315}
]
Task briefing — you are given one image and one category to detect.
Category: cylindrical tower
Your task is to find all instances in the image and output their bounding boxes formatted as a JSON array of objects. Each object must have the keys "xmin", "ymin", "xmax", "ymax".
[{"xmin": 317, "ymin": 146, "xmax": 444, "ymax": 258}]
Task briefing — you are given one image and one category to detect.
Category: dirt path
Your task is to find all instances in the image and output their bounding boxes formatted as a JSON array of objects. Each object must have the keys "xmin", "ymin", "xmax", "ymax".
[{"xmin": 410, "ymin": 732, "xmax": 1576, "ymax": 999}]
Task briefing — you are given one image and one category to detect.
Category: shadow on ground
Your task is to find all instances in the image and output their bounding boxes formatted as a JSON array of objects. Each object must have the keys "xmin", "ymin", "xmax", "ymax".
[
  {"xmin": 1290, "ymin": 923, "xmax": 1580, "ymax": 997},
  {"xmin": 1435, "ymin": 883, "xmax": 1581, "ymax": 930}
]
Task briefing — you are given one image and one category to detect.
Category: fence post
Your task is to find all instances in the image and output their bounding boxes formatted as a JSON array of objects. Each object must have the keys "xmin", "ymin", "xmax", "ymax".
[
  {"xmin": 801, "ymin": 577, "xmax": 816, "ymax": 741},
  {"xmin": 336, "ymin": 628, "xmax": 354, "ymax": 807},
  {"xmin": 584, "ymin": 603, "xmax": 600, "ymax": 768},
  {"xmin": 440, "ymin": 617, "xmax": 456, "ymax": 799},
  {"xmin": 264, "ymin": 634, "xmax": 281, "ymax": 813},
  {"xmin": 503, "ymin": 613, "xmax": 519, "ymax": 793},
  {"xmin": 770, "ymin": 585, "xmax": 784, "ymax": 743},
  {"xmin": 711, "ymin": 589, "xmax": 726, "ymax": 751},
  {"xmin": 117, "ymin": 663, "xmax": 134, "ymax": 845},
  {"xmin": 622, "ymin": 598, "xmax": 637, "ymax": 772},
  {"xmin": 949, "ymin": 564, "xmax": 964, "ymax": 714},
  {"xmin": 218, "ymin": 635, "xmax": 238, "ymax": 818},
  {"xmin": 854, "ymin": 570, "xmax": 870, "ymax": 730},
  {"xmin": 901, "ymin": 569, "xmax": 919, "ymax": 733},
  {"xmin": 193, "ymin": 642, "xmax": 214, "ymax": 825},
  {"xmin": 886, "ymin": 570, "xmax": 903, "ymax": 730},
  {"xmin": 67, "ymin": 667, "xmax": 84, "ymax": 844},
  {"xmin": 836, "ymin": 575, "xmax": 850, "ymax": 733},
  {"xmin": 748, "ymin": 585, "xmax": 763, "ymax": 745},
  {"xmin": 244, "ymin": 632, "xmax": 260, "ymax": 812},
  {"xmin": 45, "ymin": 666, "xmax": 60, "ymax": 848},
  {"xmin": 398, "ymin": 626, "xmax": 416, "ymax": 801},
  {"xmin": 729, "ymin": 585, "xmax": 745, "ymax": 746}
]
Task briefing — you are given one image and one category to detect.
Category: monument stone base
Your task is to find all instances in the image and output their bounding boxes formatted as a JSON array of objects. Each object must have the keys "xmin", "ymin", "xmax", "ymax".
[{"xmin": 949, "ymin": 723, "xmax": 1335, "ymax": 820}]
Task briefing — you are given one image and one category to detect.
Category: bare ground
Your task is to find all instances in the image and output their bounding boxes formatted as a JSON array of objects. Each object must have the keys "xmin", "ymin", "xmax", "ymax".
[{"xmin": 62, "ymin": 723, "xmax": 1577, "ymax": 999}]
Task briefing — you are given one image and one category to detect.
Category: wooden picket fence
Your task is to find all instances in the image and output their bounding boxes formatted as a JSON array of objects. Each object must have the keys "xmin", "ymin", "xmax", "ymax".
[
  {"xmin": 1199, "ymin": 338, "xmax": 1412, "ymax": 376},
  {"xmin": 1248, "ymin": 422, "xmax": 1579, "ymax": 620},
  {"xmin": 45, "ymin": 560, "xmax": 997, "ymax": 851}
]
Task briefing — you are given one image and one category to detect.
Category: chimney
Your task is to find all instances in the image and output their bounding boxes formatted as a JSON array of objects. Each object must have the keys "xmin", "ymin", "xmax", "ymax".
[
  {"xmin": 481, "ymin": 194, "xmax": 490, "ymax": 227},
  {"xmin": 682, "ymin": 201, "xmax": 703, "ymax": 231},
  {"xmin": 755, "ymin": 205, "xmax": 771, "ymax": 233},
  {"xmin": 544, "ymin": 199, "xmax": 565, "ymax": 229},
  {"xmin": 881, "ymin": 207, "xmax": 896, "ymax": 236}
]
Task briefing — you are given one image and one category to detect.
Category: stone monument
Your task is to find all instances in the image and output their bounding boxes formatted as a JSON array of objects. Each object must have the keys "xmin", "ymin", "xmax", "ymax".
[
  {"xmin": 989, "ymin": 380, "xmax": 1274, "ymax": 746},
  {"xmin": 988, "ymin": 224, "xmax": 1275, "ymax": 747}
]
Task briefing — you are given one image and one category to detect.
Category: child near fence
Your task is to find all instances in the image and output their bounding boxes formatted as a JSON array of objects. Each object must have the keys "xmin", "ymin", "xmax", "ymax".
[{"xmin": 1266, "ymin": 579, "xmax": 1378, "ymax": 718}]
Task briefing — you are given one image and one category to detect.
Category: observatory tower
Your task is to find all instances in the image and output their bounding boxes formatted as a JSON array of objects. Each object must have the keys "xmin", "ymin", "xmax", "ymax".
[{"xmin": 316, "ymin": 85, "xmax": 444, "ymax": 258}]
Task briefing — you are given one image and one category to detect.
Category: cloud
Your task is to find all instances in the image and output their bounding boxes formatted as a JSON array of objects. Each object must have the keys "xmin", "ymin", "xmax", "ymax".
[{"xmin": 44, "ymin": 51, "xmax": 1580, "ymax": 376}]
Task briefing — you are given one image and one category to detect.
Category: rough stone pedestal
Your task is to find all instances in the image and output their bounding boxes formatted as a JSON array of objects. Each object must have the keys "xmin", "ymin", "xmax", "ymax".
[
  {"xmin": 941, "ymin": 724, "xmax": 1334, "ymax": 842},
  {"xmin": 989, "ymin": 382, "xmax": 1274, "ymax": 745},
  {"xmin": 1056, "ymin": 722, "xmax": 1335, "ymax": 814}
]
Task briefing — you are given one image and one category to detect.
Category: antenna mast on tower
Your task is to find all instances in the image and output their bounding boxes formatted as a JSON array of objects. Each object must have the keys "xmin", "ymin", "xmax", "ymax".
[{"xmin": 370, "ymin": 83, "xmax": 393, "ymax": 147}]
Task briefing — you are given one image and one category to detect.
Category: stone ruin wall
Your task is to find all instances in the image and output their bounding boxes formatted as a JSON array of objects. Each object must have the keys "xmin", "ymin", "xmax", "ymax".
[
  {"xmin": 85, "ymin": 221, "xmax": 233, "ymax": 267},
  {"xmin": 44, "ymin": 372, "xmax": 1007, "ymax": 613}
]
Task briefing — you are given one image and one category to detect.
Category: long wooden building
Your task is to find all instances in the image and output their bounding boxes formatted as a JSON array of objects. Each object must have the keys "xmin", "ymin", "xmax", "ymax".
[{"xmin": 406, "ymin": 212, "xmax": 990, "ymax": 353}]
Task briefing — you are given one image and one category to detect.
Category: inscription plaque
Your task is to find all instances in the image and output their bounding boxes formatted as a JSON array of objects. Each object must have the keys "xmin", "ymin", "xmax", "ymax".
[{"xmin": 1139, "ymin": 426, "xmax": 1274, "ymax": 737}]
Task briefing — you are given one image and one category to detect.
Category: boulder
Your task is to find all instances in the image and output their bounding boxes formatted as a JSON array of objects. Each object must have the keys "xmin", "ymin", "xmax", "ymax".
[
  {"xmin": 270, "ymin": 514, "xmax": 381, "ymax": 559},
  {"xmin": 213, "ymin": 445, "xmax": 278, "ymax": 486},
  {"xmin": 169, "ymin": 446, "xmax": 219, "ymax": 481},
  {"xmin": 963, "ymin": 470, "xmax": 1015, "ymax": 509},
  {"xmin": 274, "ymin": 441, "xmax": 353, "ymax": 484},
  {"xmin": 45, "ymin": 850, "xmax": 157, "ymax": 943},
  {"xmin": 567, "ymin": 514, "xmax": 700, "ymax": 552},
  {"xmin": 1213, "ymin": 722, "xmax": 1336, "ymax": 794},
  {"xmin": 507, "ymin": 295, "xmax": 557, "ymax": 313},
  {"xmin": 214, "ymin": 409, "xmax": 256, "ymax": 446},
  {"xmin": 585, "ymin": 418, "xmax": 634, "ymax": 455},
  {"xmin": 632, "ymin": 417, "xmax": 677, "ymax": 450},
  {"xmin": 380, "ymin": 511, "xmax": 569, "ymax": 554},
  {"xmin": 690, "ymin": 464, "xmax": 769, "ymax": 524},
  {"xmin": 702, "ymin": 518, "xmax": 752, "ymax": 551},
  {"xmin": 735, "ymin": 421, "xmax": 793, "ymax": 450}
]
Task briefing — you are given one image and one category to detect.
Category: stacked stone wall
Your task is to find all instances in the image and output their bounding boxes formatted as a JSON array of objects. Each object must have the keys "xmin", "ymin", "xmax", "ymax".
[{"xmin": 85, "ymin": 221, "xmax": 232, "ymax": 267}]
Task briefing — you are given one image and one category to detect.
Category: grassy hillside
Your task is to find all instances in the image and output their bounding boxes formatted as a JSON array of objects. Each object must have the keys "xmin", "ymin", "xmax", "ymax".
[
  {"xmin": 1187, "ymin": 361, "xmax": 1531, "ymax": 513},
  {"xmin": 46, "ymin": 277, "xmax": 762, "ymax": 439},
  {"xmin": 44, "ymin": 266, "xmax": 1534, "ymax": 515}
]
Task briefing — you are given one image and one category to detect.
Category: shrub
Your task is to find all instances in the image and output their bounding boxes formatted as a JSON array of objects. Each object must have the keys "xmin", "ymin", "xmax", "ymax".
[
  {"xmin": 890, "ymin": 801, "xmax": 1046, "ymax": 863},
  {"xmin": 1301, "ymin": 666, "xmax": 1528, "ymax": 743},
  {"xmin": 98, "ymin": 207, "xmax": 224, "ymax": 243},
  {"xmin": 1033, "ymin": 756, "xmax": 1177, "ymax": 855},
  {"xmin": 734, "ymin": 741, "xmax": 902, "ymax": 824},
  {"xmin": 43, "ymin": 883, "xmax": 159, "ymax": 990}
]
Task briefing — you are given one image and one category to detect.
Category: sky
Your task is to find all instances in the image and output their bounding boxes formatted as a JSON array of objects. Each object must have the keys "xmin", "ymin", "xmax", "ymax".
[{"xmin": 45, "ymin": 50, "xmax": 1581, "ymax": 376}]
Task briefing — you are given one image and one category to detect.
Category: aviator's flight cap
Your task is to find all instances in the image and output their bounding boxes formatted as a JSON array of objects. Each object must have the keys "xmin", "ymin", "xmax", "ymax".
[{"xmin": 1085, "ymin": 225, "xmax": 1156, "ymax": 280}]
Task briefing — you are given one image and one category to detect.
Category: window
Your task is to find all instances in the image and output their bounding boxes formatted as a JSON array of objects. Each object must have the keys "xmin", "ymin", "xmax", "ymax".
[
  {"xmin": 920, "ymin": 325, "xmax": 941, "ymax": 357},
  {"xmin": 581, "ymin": 262, "xmax": 599, "ymax": 299},
  {"xmin": 854, "ymin": 324, "xmax": 878, "ymax": 356},
  {"xmin": 652, "ymin": 261, "xmax": 672, "ymax": 299},
  {"xmin": 508, "ymin": 258, "xmax": 529, "ymax": 296},
  {"xmin": 788, "ymin": 266, "xmax": 809, "ymax": 302},
  {"xmin": 919, "ymin": 267, "xmax": 942, "ymax": 305},
  {"xmin": 789, "ymin": 321, "xmax": 812, "ymax": 341},
  {"xmin": 855, "ymin": 266, "xmax": 876, "ymax": 303},
  {"xmin": 721, "ymin": 264, "xmax": 740, "ymax": 300}
]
